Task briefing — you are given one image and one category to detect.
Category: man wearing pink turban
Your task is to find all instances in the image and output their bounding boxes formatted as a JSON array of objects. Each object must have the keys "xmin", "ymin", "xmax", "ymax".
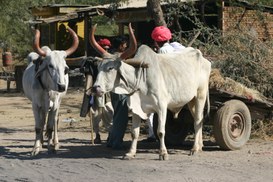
[
  {"xmin": 151, "ymin": 26, "xmax": 175, "ymax": 54},
  {"xmin": 151, "ymin": 26, "xmax": 185, "ymax": 53},
  {"xmin": 143, "ymin": 26, "xmax": 185, "ymax": 142}
]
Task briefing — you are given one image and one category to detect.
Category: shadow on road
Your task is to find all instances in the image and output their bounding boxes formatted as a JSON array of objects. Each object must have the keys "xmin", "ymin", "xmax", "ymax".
[{"xmin": 0, "ymin": 136, "xmax": 221, "ymax": 161}]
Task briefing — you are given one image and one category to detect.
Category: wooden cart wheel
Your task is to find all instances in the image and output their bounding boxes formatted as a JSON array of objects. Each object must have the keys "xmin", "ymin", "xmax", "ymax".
[
  {"xmin": 153, "ymin": 109, "xmax": 193, "ymax": 146},
  {"xmin": 213, "ymin": 99, "xmax": 251, "ymax": 150}
]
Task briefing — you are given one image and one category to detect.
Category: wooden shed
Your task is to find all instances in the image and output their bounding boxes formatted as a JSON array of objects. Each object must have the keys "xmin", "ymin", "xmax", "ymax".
[
  {"xmin": 30, "ymin": 0, "xmax": 273, "ymax": 64},
  {"xmin": 30, "ymin": 4, "xmax": 95, "ymax": 67}
]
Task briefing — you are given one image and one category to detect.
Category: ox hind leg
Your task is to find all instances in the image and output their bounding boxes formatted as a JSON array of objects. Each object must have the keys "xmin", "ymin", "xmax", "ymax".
[
  {"xmin": 124, "ymin": 113, "xmax": 141, "ymax": 160},
  {"xmin": 156, "ymin": 107, "xmax": 168, "ymax": 160},
  {"xmin": 46, "ymin": 108, "xmax": 60, "ymax": 153},
  {"xmin": 187, "ymin": 91, "xmax": 207, "ymax": 155},
  {"xmin": 32, "ymin": 106, "xmax": 46, "ymax": 156}
]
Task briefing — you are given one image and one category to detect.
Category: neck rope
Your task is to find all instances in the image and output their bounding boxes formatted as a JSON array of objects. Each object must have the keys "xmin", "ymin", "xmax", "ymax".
[{"xmin": 126, "ymin": 61, "xmax": 146, "ymax": 96}]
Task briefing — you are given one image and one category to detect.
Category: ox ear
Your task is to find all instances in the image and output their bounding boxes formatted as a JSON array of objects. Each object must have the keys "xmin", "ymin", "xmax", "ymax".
[
  {"xmin": 60, "ymin": 50, "xmax": 68, "ymax": 58},
  {"xmin": 35, "ymin": 60, "xmax": 47, "ymax": 78},
  {"xmin": 27, "ymin": 52, "xmax": 39, "ymax": 64},
  {"xmin": 123, "ymin": 59, "xmax": 149, "ymax": 68}
]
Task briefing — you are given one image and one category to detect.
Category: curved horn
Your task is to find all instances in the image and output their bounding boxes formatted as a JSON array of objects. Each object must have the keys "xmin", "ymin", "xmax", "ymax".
[
  {"xmin": 89, "ymin": 24, "xmax": 107, "ymax": 56},
  {"xmin": 65, "ymin": 27, "xmax": 79, "ymax": 56},
  {"xmin": 33, "ymin": 29, "xmax": 46, "ymax": 57},
  {"xmin": 120, "ymin": 23, "xmax": 137, "ymax": 60}
]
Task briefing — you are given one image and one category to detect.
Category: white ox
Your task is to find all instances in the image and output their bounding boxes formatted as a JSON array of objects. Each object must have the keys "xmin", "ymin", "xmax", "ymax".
[
  {"xmin": 90, "ymin": 24, "xmax": 211, "ymax": 160},
  {"xmin": 23, "ymin": 27, "xmax": 79, "ymax": 156}
]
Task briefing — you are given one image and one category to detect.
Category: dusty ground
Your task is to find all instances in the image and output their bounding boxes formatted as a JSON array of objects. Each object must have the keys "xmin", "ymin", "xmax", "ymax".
[{"xmin": 1, "ymin": 79, "xmax": 273, "ymax": 182}]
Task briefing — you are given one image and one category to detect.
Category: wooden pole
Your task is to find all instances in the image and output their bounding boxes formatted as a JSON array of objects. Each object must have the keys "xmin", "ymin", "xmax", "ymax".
[
  {"xmin": 85, "ymin": 74, "xmax": 94, "ymax": 145},
  {"xmin": 89, "ymin": 106, "xmax": 94, "ymax": 145}
]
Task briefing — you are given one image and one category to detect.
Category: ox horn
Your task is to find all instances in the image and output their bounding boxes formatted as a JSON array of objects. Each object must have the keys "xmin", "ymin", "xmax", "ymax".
[
  {"xmin": 65, "ymin": 27, "xmax": 79, "ymax": 56},
  {"xmin": 33, "ymin": 27, "xmax": 79, "ymax": 57},
  {"xmin": 33, "ymin": 29, "xmax": 46, "ymax": 57},
  {"xmin": 89, "ymin": 24, "xmax": 108, "ymax": 56},
  {"xmin": 120, "ymin": 23, "xmax": 137, "ymax": 60}
]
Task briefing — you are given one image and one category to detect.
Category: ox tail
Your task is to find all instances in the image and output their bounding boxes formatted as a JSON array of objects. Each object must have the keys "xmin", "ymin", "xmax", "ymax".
[{"xmin": 204, "ymin": 90, "xmax": 210, "ymax": 123}]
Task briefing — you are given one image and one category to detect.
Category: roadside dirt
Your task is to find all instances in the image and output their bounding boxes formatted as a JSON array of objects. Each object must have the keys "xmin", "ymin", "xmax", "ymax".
[{"xmin": 1, "ymin": 80, "xmax": 273, "ymax": 182}]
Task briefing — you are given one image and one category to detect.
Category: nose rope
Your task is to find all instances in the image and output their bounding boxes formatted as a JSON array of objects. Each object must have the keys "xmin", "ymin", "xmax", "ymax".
[
  {"xmin": 37, "ymin": 66, "xmax": 56, "ymax": 91},
  {"xmin": 35, "ymin": 66, "xmax": 47, "ymax": 90},
  {"xmin": 35, "ymin": 66, "xmax": 52, "ymax": 109},
  {"xmin": 46, "ymin": 66, "xmax": 54, "ymax": 82}
]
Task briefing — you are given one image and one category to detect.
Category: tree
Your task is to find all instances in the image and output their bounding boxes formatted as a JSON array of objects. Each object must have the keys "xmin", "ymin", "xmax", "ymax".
[
  {"xmin": 147, "ymin": 0, "xmax": 166, "ymax": 27},
  {"xmin": 0, "ymin": 0, "xmax": 37, "ymax": 59},
  {"xmin": 0, "ymin": 0, "xmax": 109, "ymax": 60},
  {"xmin": 0, "ymin": 0, "xmax": 167, "ymax": 60},
  {"xmin": 99, "ymin": 0, "xmax": 166, "ymax": 26}
]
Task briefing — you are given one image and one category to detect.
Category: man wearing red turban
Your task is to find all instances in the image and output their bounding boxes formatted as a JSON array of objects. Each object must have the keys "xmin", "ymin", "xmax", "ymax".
[
  {"xmin": 93, "ymin": 38, "xmax": 113, "ymax": 144},
  {"xmin": 98, "ymin": 38, "xmax": 111, "ymax": 50}
]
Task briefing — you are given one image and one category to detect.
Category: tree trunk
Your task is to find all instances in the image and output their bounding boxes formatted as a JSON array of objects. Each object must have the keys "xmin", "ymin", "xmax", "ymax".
[{"xmin": 147, "ymin": 0, "xmax": 166, "ymax": 27}]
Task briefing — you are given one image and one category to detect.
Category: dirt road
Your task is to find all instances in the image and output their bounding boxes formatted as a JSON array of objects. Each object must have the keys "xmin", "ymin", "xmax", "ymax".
[{"xmin": 1, "ymin": 82, "xmax": 273, "ymax": 182}]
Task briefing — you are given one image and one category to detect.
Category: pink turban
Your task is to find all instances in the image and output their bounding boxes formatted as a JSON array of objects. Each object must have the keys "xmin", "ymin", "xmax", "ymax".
[
  {"xmin": 98, "ymin": 38, "xmax": 111, "ymax": 47},
  {"xmin": 151, "ymin": 26, "xmax": 172, "ymax": 42}
]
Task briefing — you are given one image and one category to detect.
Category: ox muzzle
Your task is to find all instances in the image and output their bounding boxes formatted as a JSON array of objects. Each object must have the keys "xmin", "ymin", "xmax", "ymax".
[
  {"xmin": 91, "ymin": 85, "xmax": 104, "ymax": 97},
  {"xmin": 58, "ymin": 83, "xmax": 66, "ymax": 92}
]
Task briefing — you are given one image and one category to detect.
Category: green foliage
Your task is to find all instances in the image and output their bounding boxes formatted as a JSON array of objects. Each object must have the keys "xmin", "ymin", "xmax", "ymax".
[
  {"xmin": 0, "ymin": 0, "xmax": 38, "ymax": 59},
  {"xmin": 0, "ymin": 0, "xmax": 127, "ymax": 60},
  {"xmin": 210, "ymin": 31, "xmax": 273, "ymax": 99},
  {"xmin": 92, "ymin": 16, "xmax": 119, "ymax": 36},
  {"xmin": 246, "ymin": 0, "xmax": 273, "ymax": 7},
  {"xmin": 164, "ymin": 1, "xmax": 273, "ymax": 99}
]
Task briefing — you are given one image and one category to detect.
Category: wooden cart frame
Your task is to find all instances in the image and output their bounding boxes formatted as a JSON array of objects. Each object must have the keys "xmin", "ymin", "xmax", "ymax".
[{"xmin": 153, "ymin": 88, "xmax": 273, "ymax": 150}]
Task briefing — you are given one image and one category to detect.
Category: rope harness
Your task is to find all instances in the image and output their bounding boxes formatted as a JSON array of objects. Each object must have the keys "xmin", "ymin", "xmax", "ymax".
[{"xmin": 125, "ymin": 60, "xmax": 147, "ymax": 96}]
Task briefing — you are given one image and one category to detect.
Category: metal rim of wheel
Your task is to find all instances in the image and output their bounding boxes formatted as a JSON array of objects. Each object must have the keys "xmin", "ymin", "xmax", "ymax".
[{"xmin": 228, "ymin": 113, "xmax": 245, "ymax": 140}]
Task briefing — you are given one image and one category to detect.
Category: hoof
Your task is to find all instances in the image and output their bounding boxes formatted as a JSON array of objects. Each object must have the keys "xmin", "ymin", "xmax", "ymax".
[
  {"xmin": 159, "ymin": 153, "xmax": 169, "ymax": 161},
  {"xmin": 94, "ymin": 137, "xmax": 101, "ymax": 144},
  {"xmin": 47, "ymin": 144, "xmax": 58, "ymax": 154},
  {"xmin": 54, "ymin": 143, "xmax": 60, "ymax": 150},
  {"xmin": 189, "ymin": 150, "xmax": 195, "ymax": 156},
  {"xmin": 123, "ymin": 153, "xmax": 136, "ymax": 160},
  {"xmin": 31, "ymin": 147, "xmax": 40, "ymax": 156},
  {"xmin": 189, "ymin": 148, "xmax": 202, "ymax": 156}
]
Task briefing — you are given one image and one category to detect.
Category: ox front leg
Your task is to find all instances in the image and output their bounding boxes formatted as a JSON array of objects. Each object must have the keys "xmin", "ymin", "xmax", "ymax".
[
  {"xmin": 32, "ymin": 107, "xmax": 46, "ymax": 156},
  {"xmin": 32, "ymin": 128, "xmax": 43, "ymax": 156},
  {"xmin": 124, "ymin": 114, "xmax": 141, "ymax": 160},
  {"xmin": 157, "ymin": 109, "xmax": 168, "ymax": 160},
  {"xmin": 54, "ymin": 114, "xmax": 60, "ymax": 151},
  {"xmin": 47, "ymin": 109, "xmax": 59, "ymax": 153}
]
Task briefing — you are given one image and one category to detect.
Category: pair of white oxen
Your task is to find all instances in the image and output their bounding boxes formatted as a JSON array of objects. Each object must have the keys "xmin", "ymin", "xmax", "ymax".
[{"xmin": 23, "ymin": 24, "xmax": 211, "ymax": 160}]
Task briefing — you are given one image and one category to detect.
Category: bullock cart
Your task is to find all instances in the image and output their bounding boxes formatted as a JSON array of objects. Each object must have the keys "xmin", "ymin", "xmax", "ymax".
[
  {"xmin": 153, "ymin": 88, "xmax": 273, "ymax": 150},
  {"xmin": 80, "ymin": 56, "xmax": 272, "ymax": 151}
]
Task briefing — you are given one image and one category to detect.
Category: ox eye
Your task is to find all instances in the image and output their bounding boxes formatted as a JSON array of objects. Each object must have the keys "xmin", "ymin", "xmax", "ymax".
[
  {"xmin": 64, "ymin": 67, "xmax": 69, "ymax": 75},
  {"xmin": 108, "ymin": 66, "xmax": 114, "ymax": 71}
]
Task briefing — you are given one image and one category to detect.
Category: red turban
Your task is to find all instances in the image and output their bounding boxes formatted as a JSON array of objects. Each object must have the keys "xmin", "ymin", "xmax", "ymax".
[
  {"xmin": 151, "ymin": 26, "xmax": 172, "ymax": 42},
  {"xmin": 98, "ymin": 38, "xmax": 111, "ymax": 47}
]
